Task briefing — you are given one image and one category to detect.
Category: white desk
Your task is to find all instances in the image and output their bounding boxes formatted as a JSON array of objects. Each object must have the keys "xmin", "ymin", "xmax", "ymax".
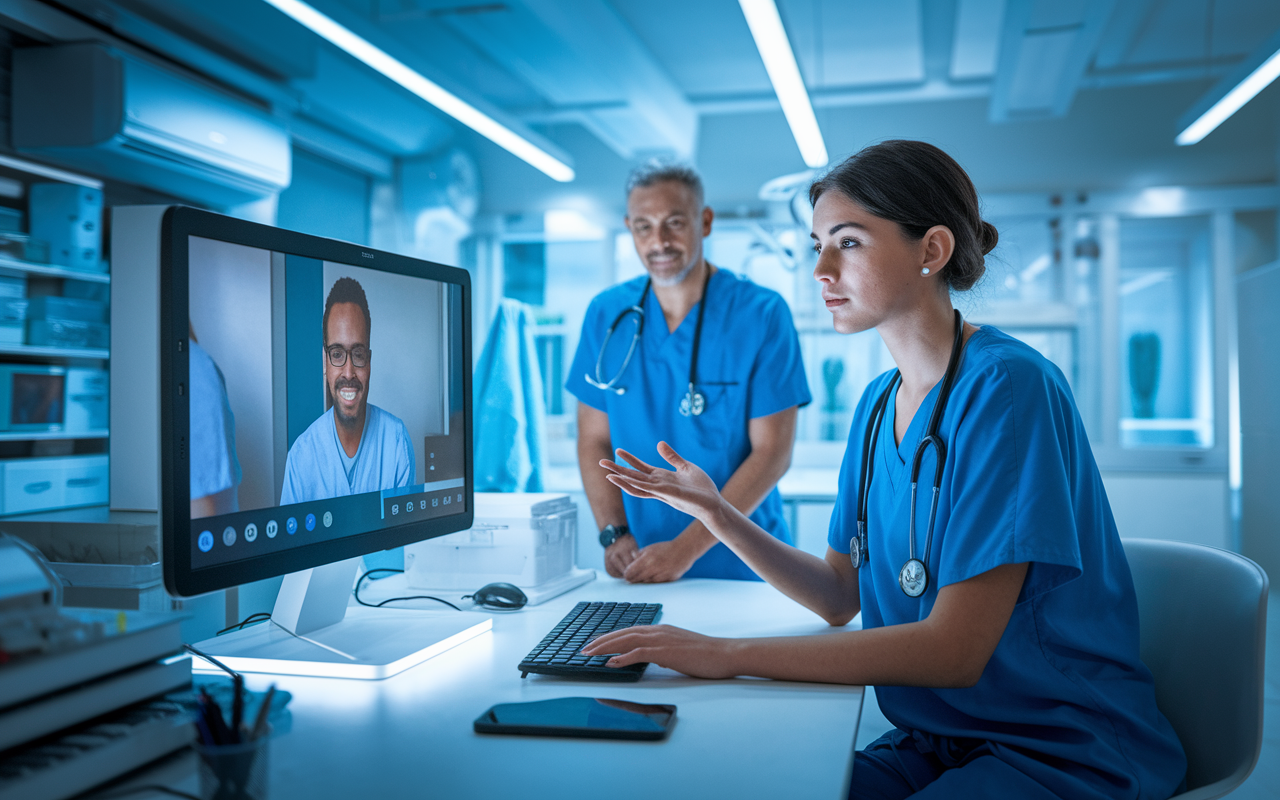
[{"xmin": 213, "ymin": 576, "xmax": 862, "ymax": 800}]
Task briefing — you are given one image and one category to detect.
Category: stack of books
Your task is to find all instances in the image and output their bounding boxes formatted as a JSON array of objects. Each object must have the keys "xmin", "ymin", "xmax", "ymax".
[{"xmin": 0, "ymin": 609, "xmax": 193, "ymax": 800}]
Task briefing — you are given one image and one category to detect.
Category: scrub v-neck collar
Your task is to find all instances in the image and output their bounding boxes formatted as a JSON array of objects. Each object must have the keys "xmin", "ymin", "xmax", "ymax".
[
  {"xmin": 645, "ymin": 265, "xmax": 719, "ymax": 351},
  {"xmin": 880, "ymin": 375, "xmax": 943, "ymax": 491}
]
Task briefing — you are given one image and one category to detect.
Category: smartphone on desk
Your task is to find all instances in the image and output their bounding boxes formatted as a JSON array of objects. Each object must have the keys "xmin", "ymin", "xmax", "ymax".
[{"xmin": 474, "ymin": 697, "xmax": 677, "ymax": 741}]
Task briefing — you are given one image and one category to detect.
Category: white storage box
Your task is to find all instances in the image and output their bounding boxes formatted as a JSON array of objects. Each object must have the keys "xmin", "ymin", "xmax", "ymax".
[
  {"xmin": 0, "ymin": 455, "xmax": 109, "ymax": 515},
  {"xmin": 405, "ymin": 493, "xmax": 576, "ymax": 590}
]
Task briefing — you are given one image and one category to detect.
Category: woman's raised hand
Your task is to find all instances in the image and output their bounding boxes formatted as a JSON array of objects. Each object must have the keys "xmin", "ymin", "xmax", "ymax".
[{"xmin": 600, "ymin": 442, "xmax": 724, "ymax": 524}]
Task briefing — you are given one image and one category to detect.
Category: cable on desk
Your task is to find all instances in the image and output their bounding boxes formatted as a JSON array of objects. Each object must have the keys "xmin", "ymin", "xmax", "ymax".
[
  {"xmin": 183, "ymin": 643, "xmax": 241, "ymax": 680},
  {"xmin": 353, "ymin": 568, "xmax": 463, "ymax": 611},
  {"xmin": 216, "ymin": 612, "xmax": 272, "ymax": 636},
  {"xmin": 92, "ymin": 785, "xmax": 203, "ymax": 800}
]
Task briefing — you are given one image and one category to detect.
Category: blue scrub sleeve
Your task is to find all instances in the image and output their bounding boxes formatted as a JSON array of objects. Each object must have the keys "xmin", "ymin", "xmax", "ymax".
[
  {"xmin": 747, "ymin": 297, "xmax": 811, "ymax": 418},
  {"xmin": 190, "ymin": 344, "xmax": 241, "ymax": 499},
  {"xmin": 564, "ymin": 297, "xmax": 609, "ymax": 412},
  {"xmin": 938, "ymin": 357, "xmax": 1083, "ymax": 599}
]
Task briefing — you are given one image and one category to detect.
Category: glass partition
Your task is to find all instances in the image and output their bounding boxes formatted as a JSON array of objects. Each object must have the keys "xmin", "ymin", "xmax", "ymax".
[{"xmin": 1116, "ymin": 215, "xmax": 1214, "ymax": 448}]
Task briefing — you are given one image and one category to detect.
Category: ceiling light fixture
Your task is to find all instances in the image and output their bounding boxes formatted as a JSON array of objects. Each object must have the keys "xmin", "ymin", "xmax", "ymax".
[
  {"xmin": 737, "ymin": 0, "xmax": 828, "ymax": 168},
  {"xmin": 1176, "ymin": 32, "xmax": 1280, "ymax": 146},
  {"xmin": 261, "ymin": 0, "xmax": 574, "ymax": 181}
]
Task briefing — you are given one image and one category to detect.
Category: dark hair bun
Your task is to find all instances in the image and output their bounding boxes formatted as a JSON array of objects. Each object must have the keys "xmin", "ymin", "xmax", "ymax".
[
  {"xmin": 979, "ymin": 221, "xmax": 999, "ymax": 256},
  {"xmin": 809, "ymin": 140, "xmax": 996, "ymax": 293}
]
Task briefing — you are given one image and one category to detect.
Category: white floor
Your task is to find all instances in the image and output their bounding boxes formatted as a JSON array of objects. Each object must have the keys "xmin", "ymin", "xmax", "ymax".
[{"xmin": 853, "ymin": 594, "xmax": 1280, "ymax": 798}]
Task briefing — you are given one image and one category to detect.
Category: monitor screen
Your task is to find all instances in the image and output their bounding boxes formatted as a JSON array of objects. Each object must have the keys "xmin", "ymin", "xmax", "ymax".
[{"xmin": 161, "ymin": 207, "xmax": 472, "ymax": 596}]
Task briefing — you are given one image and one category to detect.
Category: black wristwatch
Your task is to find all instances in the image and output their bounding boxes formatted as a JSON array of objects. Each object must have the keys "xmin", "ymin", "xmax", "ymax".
[{"xmin": 599, "ymin": 524, "xmax": 630, "ymax": 548}]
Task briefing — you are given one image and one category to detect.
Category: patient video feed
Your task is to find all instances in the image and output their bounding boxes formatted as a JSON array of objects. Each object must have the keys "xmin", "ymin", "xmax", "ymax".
[{"xmin": 187, "ymin": 236, "xmax": 466, "ymax": 568}]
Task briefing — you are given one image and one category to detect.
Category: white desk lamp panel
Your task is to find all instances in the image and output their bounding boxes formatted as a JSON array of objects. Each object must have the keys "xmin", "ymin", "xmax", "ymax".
[{"xmin": 192, "ymin": 607, "xmax": 492, "ymax": 680}]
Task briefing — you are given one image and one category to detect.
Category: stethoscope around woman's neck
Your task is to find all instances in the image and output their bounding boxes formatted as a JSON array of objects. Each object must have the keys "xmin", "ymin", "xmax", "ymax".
[{"xmin": 852, "ymin": 309, "xmax": 967, "ymax": 598}]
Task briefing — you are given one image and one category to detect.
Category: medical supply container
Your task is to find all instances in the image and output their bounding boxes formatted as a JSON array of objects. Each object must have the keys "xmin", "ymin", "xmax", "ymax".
[{"xmin": 404, "ymin": 492, "xmax": 576, "ymax": 590}]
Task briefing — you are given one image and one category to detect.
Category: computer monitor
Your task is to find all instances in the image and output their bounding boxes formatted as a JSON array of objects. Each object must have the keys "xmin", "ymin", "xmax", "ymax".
[{"xmin": 155, "ymin": 206, "xmax": 488, "ymax": 678}]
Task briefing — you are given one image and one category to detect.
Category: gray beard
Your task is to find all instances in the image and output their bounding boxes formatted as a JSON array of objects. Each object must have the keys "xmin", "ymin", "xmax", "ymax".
[{"xmin": 650, "ymin": 258, "xmax": 697, "ymax": 288}]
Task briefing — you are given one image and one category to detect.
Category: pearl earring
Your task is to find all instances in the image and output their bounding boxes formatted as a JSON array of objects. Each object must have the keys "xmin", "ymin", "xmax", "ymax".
[{"xmin": 921, "ymin": 267, "xmax": 931, "ymax": 276}]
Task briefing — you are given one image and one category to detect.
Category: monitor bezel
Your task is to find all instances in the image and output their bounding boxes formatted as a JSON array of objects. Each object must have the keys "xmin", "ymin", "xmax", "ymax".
[{"xmin": 160, "ymin": 206, "xmax": 474, "ymax": 597}]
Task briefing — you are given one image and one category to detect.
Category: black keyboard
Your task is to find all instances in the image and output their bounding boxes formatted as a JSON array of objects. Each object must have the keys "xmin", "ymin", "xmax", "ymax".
[{"xmin": 519, "ymin": 601, "xmax": 662, "ymax": 681}]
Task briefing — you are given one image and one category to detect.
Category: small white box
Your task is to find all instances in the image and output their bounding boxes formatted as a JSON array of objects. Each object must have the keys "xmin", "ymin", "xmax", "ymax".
[
  {"xmin": 405, "ymin": 492, "xmax": 576, "ymax": 590},
  {"xmin": 0, "ymin": 454, "xmax": 109, "ymax": 515}
]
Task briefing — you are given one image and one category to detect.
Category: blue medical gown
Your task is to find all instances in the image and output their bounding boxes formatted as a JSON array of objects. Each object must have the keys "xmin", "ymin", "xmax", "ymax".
[
  {"xmin": 829, "ymin": 328, "xmax": 1185, "ymax": 798},
  {"xmin": 566, "ymin": 269, "xmax": 811, "ymax": 580},
  {"xmin": 189, "ymin": 341, "xmax": 241, "ymax": 503},
  {"xmin": 281, "ymin": 404, "xmax": 415, "ymax": 504}
]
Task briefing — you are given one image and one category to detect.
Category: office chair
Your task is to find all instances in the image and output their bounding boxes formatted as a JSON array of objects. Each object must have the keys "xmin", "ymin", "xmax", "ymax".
[{"xmin": 1124, "ymin": 538, "xmax": 1269, "ymax": 800}]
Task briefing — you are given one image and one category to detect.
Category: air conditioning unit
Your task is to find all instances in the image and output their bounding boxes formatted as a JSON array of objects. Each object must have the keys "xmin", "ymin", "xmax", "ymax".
[{"xmin": 12, "ymin": 43, "xmax": 291, "ymax": 207}]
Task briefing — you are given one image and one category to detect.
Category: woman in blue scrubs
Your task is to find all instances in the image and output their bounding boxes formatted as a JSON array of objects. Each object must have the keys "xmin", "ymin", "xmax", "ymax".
[{"xmin": 585, "ymin": 140, "xmax": 1186, "ymax": 799}]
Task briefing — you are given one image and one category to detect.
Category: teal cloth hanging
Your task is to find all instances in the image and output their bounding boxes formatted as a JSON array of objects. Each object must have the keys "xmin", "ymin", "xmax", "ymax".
[{"xmin": 473, "ymin": 299, "xmax": 547, "ymax": 492}]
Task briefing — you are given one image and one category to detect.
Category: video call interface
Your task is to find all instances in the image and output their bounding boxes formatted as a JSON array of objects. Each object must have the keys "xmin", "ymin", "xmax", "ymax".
[{"xmin": 187, "ymin": 235, "xmax": 467, "ymax": 569}]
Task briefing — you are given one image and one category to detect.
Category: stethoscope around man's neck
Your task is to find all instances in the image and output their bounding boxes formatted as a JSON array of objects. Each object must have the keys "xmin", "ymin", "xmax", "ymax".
[
  {"xmin": 584, "ymin": 265, "xmax": 712, "ymax": 417},
  {"xmin": 852, "ymin": 309, "xmax": 967, "ymax": 598}
]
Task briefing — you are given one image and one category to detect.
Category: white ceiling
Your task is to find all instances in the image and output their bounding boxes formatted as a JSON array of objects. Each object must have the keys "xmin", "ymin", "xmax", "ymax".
[{"xmin": 32, "ymin": 0, "xmax": 1280, "ymax": 211}]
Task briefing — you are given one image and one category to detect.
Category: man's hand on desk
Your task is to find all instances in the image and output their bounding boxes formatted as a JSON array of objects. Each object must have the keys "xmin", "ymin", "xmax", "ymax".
[
  {"xmin": 604, "ymin": 535, "xmax": 640, "ymax": 578},
  {"xmin": 582, "ymin": 624, "xmax": 737, "ymax": 679},
  {"xmin": 622, "ymin": 538, "xmax": 700, "ymax": 583}
]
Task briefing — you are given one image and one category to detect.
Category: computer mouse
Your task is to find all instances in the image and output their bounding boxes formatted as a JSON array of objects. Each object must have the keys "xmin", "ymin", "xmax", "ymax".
[{"xmin": 469, "ymin": 582, "xmax": 528, "ymax": 610}]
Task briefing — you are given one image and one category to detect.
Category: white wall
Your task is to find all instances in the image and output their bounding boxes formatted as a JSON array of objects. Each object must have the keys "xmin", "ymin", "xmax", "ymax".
[
  {"xmin": 188, "ymin": 236, "xmax": 277, "ymax": 512},
  {"xmin": 321, "ymin": 262, "xmax": 446, "ymax": 484},
  {"xmin": 1100, "ymin": 472, "xmax": 1230, "ymax": 548}
]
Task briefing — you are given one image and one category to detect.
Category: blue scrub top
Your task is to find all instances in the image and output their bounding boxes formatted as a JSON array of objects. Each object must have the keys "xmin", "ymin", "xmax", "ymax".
[
  {"xmin": 829, "ymin": 327, "xmax": 1185, "ymax": 798},
  {"xmin": 567, "ymin": 269, "xmax": 811, "ymax": 580},
  {"xmin": 281, "ymin": 404, "xmax": 416, "ymax": 504},
  {"xmin": 189, "ymin": 341, "xmax": 241, "ymax": 503}
]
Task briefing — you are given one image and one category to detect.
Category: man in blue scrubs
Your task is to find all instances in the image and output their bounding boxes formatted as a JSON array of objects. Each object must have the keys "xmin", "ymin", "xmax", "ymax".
[
  {"xmin": 566, "ymin": 162, "xmax": 810, "ymax": 582},
  {"xmin": 190, "ymin": 328, "xmax": 241, "ymax": 518},
  {"xmin": 281, "ymin": 277, "xmax": 415, "ymax": 504}
]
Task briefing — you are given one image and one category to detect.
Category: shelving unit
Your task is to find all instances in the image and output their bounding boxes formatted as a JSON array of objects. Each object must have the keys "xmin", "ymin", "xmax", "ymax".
[
  {"xmin": 0, "ymin": 430, "xmax": 108, "ymax": 442},
  {"xmin": 0, "ymin": 254, "xmax": 110, "ymax": 284},
  {"xmin": 0, "ymin": 155, "xmax": 112, "ymax": 516}
]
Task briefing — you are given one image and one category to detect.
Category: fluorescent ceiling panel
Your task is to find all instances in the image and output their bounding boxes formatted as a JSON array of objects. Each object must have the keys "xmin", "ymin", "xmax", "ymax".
[
  {"xmin": 262, "ymin": 0, "xmax": 574, "ymax": 181},
  {"xmin": 1177, "ymin": 28, "xmax": 1280, "ymax": 146},
  {"xmin": 738, "ymin": 0, "xmax": 828, "ymax": 168},
  {"xmin": 952, "ymin": 0, "xmax": 1006, "ymax": 79}
]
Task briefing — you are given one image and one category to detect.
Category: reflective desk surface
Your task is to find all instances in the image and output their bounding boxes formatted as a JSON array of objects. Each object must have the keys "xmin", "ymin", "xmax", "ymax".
[{"xmin": 136, "ymin": 576, "xmax": 864, "ymax": 800}]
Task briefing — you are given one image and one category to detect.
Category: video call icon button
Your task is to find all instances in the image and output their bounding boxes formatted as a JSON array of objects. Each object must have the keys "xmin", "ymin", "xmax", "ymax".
[
  {"xmin": 305, "ymin": 513, "xmax": 316, "ymax": 531},
  {"xmin": 323, "ymin": 511, "xmax": 333, "ymax": 528},
  {"xmin": 286, "ymin": 517, "xmax": 298, "ymax": 535},
  {"xmin": 222, "ymin": 527, "xmax": 236, "ymax": 547},
  {"xmin": 198, "ymin": 531, "xmax": 214, "ymax": 553},
  {"xmin": 266, "ymin": 520, "xmax": 278, "ymax": 538},
  {"xmin": 244, "ymin": 523, "xmax": 258, "ymax": 543}
]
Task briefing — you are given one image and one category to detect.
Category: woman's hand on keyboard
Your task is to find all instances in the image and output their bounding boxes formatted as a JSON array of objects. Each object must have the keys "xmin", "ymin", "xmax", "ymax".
[{"xmin": 582, "ymin": 624, "xmax": 739, "ymax": 680}]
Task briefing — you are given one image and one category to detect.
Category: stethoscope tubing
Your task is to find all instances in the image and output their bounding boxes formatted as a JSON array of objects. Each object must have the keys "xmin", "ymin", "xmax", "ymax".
[
  {"xmin": 585, "ymin": 268, "xmax": 712, "ymax": 416},
  {"xmin": 585, "ymin": 286, "xmax": 649, "ymax": 395},
  {"xmin": 856, "ymin": 310, "xmax": 967, "ymax": 597}
]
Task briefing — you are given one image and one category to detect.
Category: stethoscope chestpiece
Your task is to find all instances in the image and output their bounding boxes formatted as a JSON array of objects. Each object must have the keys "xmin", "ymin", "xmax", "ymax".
[{"xmin": 679, "ymin": 384, "xmax": 706, "ymax": 417}]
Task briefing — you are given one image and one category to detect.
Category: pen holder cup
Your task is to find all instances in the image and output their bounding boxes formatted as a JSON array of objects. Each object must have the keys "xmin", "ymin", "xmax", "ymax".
[{"xmin": 194, "ymin": 735, "xmax": 269, "ymax": 800}]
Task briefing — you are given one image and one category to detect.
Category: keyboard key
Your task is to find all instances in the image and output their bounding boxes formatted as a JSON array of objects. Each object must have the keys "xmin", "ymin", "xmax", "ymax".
[{"xmin": 518, "ymin": 601, "xmax": 663, "ymax": 681}]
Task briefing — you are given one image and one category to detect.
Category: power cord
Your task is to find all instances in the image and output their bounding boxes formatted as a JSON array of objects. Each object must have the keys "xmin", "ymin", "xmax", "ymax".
[
  {"xmin": 92, "ymin": 785, "xmax": 202, "ymax": 800},
  {"xmin": 353, "ymin": 568, "xmax": 462, "ymax": 611},
  {"xmin": 215, "ymin": 612, "xmax": 272, "ymax": 636}
]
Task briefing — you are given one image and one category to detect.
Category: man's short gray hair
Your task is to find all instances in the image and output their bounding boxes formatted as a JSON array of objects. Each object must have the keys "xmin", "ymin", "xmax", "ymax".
[{"xmin": 625, "ymin": 159, "xmax": 705, "ymax": 208}]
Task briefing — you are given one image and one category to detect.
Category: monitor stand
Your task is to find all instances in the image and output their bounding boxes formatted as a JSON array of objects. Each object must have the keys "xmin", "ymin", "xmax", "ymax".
[{"xmin": 189, "ymin": 558, "xmax": 491, "ymax": 680}]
